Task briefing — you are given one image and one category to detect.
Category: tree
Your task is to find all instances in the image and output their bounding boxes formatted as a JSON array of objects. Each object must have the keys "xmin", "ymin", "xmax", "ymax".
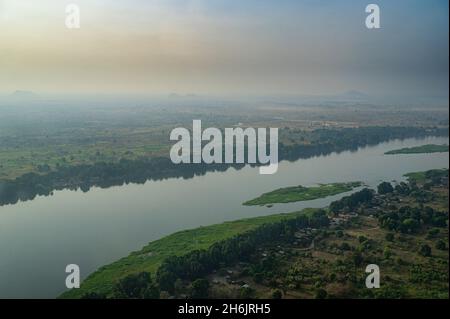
[
  {"xmin": 271, "ymin": 289, "xmax": 283, "ymax": 299},
  {"xmin": 315, "ymin": 289, "xmax": 328, "ymax": 299},
  {"xmin": 190, "ymin": 279, "xmax": 210, "ymax": 299},
  {"xmin": 174, "ymin": 278, "xmax": 184, "ymax": 296},
  {"xmin": 377, "ymin": 182, "xmax": 394, "ymax": 195},
  {"xmin": 112, "ymin": 272, "xmax": 159, "ymax": 299},
  {"xmin": 240, "ymin": 286, "xmax": 255, "ymax": 299},
  {"xmin": 401, "ymin": 218, "xmax": 419, "ymax": 234},
  {"xmin": 157, "ymin": 270, "xmax": 177, "ymax": 294},
  {"xmin": 435, "ymin": 240, "xmax": 446, "ymax": 250},
  {"xmin": 395, "ymin": 182, "xmax": 410, "ymax": 195},
  {"xmin": 385, "ymin": 233, "xmax": 395, "ymax": 242},
  {"xmin": 427, "ymin": 228, "xmax": 439, "ymax": 239},
  {"xmin": 419, "ymin": 244, "xmax": 431, "ymax": 257},
  {"xmin": 329, "ymin": 188, "xmax": 374, "ymax": 213},
  {"xmin": 358, "ymin": 235, "xmax": 368, "ymax": 243},
  {"xmin": 383, "ymin": 247, "xmax": 392, "ymax": 259}
]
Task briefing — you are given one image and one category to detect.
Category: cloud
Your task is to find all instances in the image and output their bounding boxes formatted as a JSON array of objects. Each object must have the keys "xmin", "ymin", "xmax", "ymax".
[{"xmin": 0, "ymin": 0, "xmax": 448, "ymax": 97}]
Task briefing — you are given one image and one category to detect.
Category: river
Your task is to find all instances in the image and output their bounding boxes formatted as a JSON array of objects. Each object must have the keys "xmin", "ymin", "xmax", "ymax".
[{"xmin": 0, "ymin": 136, "xmax": 448, "ymax": 298}]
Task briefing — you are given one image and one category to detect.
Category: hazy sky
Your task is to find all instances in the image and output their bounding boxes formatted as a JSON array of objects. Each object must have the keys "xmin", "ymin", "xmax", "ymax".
[{"xmin": 0, "ymin": 0, "xmax": 448, "ymax": 97}]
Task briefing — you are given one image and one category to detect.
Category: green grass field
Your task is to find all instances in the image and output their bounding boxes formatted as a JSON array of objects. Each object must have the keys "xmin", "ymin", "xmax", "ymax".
[
  {"xmin": 385, "ymin": 144, "xmax": 449, "ymax": 155},
  {"xmin": 0, "ymin": 140, "xmax": 170, "ymax": 180},
  {"xmin": 60, "ymin": 208, "xmax": 319, "ymax": 298},
  {"xmin": 243, "ymin": 182, "xmax": 363, "ymax": 206}
]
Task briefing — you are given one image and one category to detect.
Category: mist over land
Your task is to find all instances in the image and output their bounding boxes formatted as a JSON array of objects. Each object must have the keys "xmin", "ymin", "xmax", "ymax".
[{"xmin": 0, "ymin": 0, "xmax": 448, "ymax": 300}]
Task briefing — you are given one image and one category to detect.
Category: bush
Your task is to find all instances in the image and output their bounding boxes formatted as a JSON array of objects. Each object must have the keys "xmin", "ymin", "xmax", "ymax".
[
  {"xmin": 427, "ymin": 228, "xmax": 439, "ymax": 239},
  {"xmin": 352, "ymin": 252, "xmax": 364, "ymax": 266},
  {"xmin": 385, "ymin": 233, "xmax": 395, "ymax": 242},
  {"xmin": 190, "ymin": 279, "xmax": 210, "ymax": 299},
  {"xmin": 315, "ymin": 289, "xmax": 328, "ymax": 299},
  {"xmin": 377, "ymin": 182, "xmax": 394, "ymax": 195},
  {"xmin": 383, "ymin": 247, "xmax": 392, "ymax": 259},
  {"xmin": 271, "ymin": 289, "xmax": 283, "ymax": 299},
  {"xmin": 418, "ymin": 244, "xmax": 432, "ymax": 257},
  {"xmin": 112, "ymin": 272, "xmax": 159, "ymax": 299},
  {"xmin": 358, "ymin": 236, "xmax": 368, "ymax": 243},
  {"xmin": 240, "ymin": 287, "xmax": 255, "ymax": 299},
  {"xmin": 435, "ymin": 240, "xmax": 446, "ymax": 250}
]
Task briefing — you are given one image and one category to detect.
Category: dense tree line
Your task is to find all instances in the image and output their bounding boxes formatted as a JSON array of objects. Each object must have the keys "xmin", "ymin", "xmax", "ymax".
[
  {"xmin": 377, "ymin": 205, "xmax": 447, "ymax": 234},
  {"xmin": 377, "ymin": 182, "xmax": 394, "ymax": 195},
  {"xmin": 81, "ymin": 272, "xmax": 159, "ymax": 299},
  {"xmin": 0, "ymin": 158, "xmax": 242, "ymax": 206},
  {"xmin": 329, "ymin": 188, "xmax": 374, "ymax": 213},
  {"xmin": 279, "ymin": 126, "xmax": 448, "ymax": 161}
]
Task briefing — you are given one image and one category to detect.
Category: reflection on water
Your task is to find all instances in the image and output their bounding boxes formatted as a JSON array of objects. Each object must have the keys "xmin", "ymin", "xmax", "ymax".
[{"xmin": 0, "ymin": 136, "xmax": 448, "ymax": 298}]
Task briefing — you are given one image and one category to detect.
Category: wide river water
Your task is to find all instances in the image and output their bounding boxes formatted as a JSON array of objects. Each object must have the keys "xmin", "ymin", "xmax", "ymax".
[{"xmin": 0, "ymin": 136, "xmax": 448, "ymax": 298}]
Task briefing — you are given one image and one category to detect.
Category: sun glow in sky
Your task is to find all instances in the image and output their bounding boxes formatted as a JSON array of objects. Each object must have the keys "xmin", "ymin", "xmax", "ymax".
[{"xmin": 0, "ymin": 0, "xmax": 448, "ymax": 97}]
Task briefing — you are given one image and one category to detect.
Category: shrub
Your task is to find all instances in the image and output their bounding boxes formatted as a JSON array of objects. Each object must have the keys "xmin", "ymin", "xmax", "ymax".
[
  {"xmin": 112, "ymin": 272, "xmax": 159, "ymax": 299},
  {"xmin": 418, "ymin": 244, "xmax": 432, "ymax": 257},
  {"xmin": 315, "ymin": 289, "xmax": 328, "ymax": 299},
  {"xmin": 435, "ymin": 240, "xmax": 446, "ymax": 250},
  {"xmin": 271, "ymin": 289, "xmax": 283, "ymax": 299},
  {"xmin": 377, "ymin": 182, "xmax": 394, "ymax": 195},
  {"xmin": 190, "ymin": 279, "xmax": 210, "ymax": 299}
]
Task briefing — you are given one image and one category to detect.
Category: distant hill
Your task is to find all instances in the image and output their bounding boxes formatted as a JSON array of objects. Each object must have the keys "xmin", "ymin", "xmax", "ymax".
[
  {"xmin": 9, "ymin": 90, "xmax": 39, "ymax": 99},
  {"xmin": 168, "ymin": 93, "xmax": 199, "ymax": 99},
  {"xmin": 341, "ymin": 90, "xmax": 370, "ymax": 100}
]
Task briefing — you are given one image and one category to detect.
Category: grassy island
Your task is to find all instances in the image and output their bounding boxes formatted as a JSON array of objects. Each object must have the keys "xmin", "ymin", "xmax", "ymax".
[
  {"xmin": 243, "ymin": 182, "xmax": 363, "ymax": 206},
  {"xmin": 385, "ymin": 144, "xmax": 448, "ymax": 155}
]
